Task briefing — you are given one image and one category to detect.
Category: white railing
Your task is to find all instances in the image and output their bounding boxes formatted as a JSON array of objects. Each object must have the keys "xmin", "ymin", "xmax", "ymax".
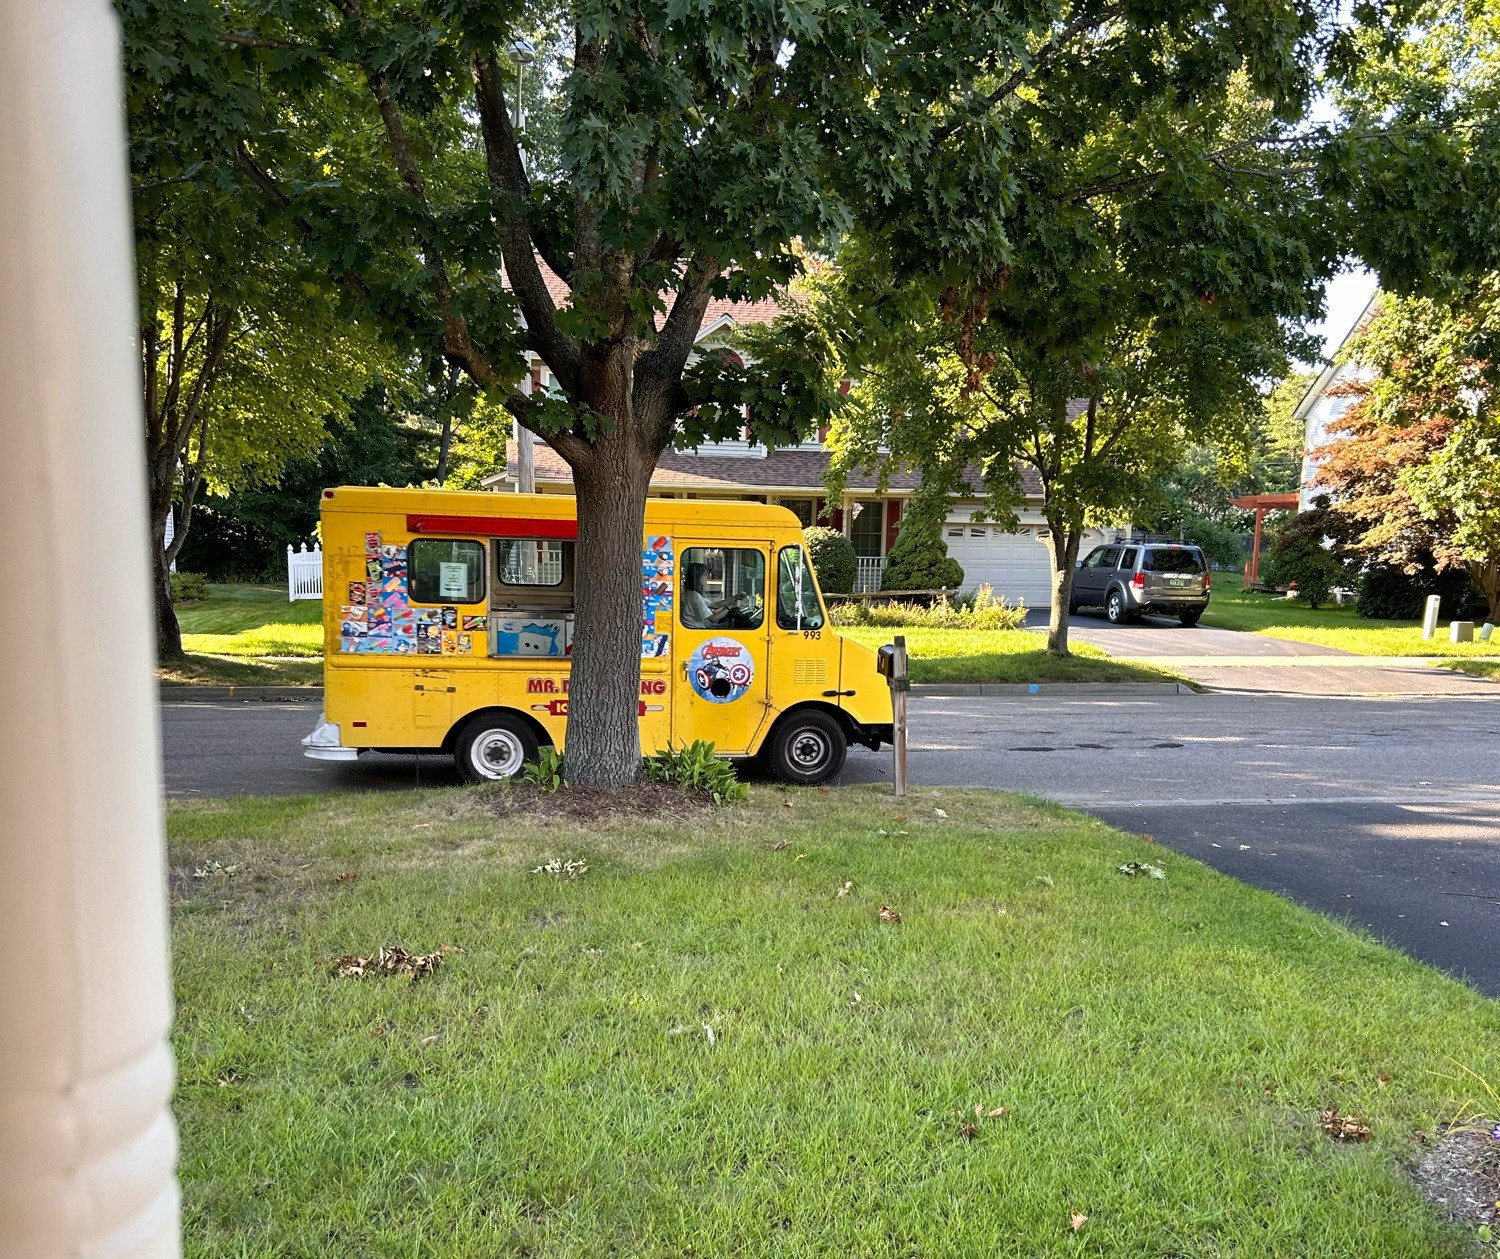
[
  {"xmin": 287, "ymin": 543, "xmax": 323, "ymax": 602},
  {"xmin": 855, "ymin": 556, "xmax": 886, "ymax": 593}
]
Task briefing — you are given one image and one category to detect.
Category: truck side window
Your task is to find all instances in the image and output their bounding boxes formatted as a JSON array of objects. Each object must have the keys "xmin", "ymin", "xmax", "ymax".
[
  {"xmin": 681, "ymin": 547, "xmax": 765, "ymax": 630},
  {"xmin": 496, "ymin": 539, "xmax": 566, "ymax": 586},
  {"xmin": 409, "ymin": 538, "xmax": 485, "ymax": 603},
  {"xmin": 776, "ymin": 546, "xmax": 825, "ymax": 631}
]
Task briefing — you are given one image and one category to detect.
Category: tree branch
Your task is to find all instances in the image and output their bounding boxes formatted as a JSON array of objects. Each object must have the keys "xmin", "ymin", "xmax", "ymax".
[
  {"xmin": 472, "ymin": 52, "xmax": 579, "ymax": 390},
  {"xmin": 932, "ymin": 3, "xmax": 1125, "ymax": 145}
]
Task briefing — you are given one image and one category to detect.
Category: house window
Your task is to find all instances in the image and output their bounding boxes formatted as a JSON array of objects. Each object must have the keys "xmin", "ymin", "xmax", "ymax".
[
  {"xmin": 409, "ymin": 539, "xmax": 486, "ymax": 604},
  {"xmin": 849, "ymin": 500, "xmax": 884, "ymax": 558},
  {"xmin": 780, "ymin": 498, "xmax": 817, "ymax": 528}
]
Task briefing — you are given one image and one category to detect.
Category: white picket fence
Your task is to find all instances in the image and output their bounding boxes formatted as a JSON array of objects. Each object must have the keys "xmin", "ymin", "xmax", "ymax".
[{"xmin": 287, "ymin": 543, "xmax": 323, "ymax": 601}]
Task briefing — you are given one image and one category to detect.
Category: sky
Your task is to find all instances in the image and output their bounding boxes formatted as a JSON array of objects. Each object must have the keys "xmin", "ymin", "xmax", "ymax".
[{"xmin": 1306, "ymin": 267, "xmax": 1379, "ymax": 367}]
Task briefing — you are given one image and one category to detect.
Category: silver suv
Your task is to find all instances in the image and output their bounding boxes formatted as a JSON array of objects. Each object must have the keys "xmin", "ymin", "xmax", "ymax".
[{"xmin": 1071, "ymin": 543, "xmax": 1210, "ymax": 626}]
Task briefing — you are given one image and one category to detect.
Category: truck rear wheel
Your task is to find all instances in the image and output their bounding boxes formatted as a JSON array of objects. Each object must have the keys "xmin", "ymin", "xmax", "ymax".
[
  {"xmin": 455, "ymin": 712, "xmax": 539, "ymax": 783},
  {"xmin": 765, "ymin": 710, "xmax": 847, "ymax": 786}
]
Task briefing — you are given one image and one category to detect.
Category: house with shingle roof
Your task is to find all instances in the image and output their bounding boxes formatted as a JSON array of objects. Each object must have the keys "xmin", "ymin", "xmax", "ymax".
[{"xmin": 485, "ymin": 262, "xmax": 1103, "ymax": 606}]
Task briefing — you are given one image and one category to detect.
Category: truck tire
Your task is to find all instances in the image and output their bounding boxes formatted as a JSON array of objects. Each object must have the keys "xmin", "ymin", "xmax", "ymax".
[
  {"xmin": 1106, "ymin": 588, "xmax": 1129, "ymax": 624},
  {"xmin": 1179, "ymin": 609, "xmax": 1203, "ymax": 627},
  {"xmin": 765, "ymin": 710, "xmax": 847, "ymax": 785},
  {"xmin": 455, "ymin": 712, "xmax": 539, "ymax": 783}
]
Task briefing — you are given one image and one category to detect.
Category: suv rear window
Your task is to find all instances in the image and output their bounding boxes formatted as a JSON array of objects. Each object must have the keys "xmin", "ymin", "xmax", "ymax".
[{"xmin": 1144, "ymin": 547, "xmax": 1205, "ymax": 574}]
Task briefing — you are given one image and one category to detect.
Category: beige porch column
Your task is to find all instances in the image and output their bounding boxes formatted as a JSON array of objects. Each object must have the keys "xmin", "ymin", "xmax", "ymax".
[{"xmin": 0, "ymin": 1, "xmax": 181, "ymax": 1256}]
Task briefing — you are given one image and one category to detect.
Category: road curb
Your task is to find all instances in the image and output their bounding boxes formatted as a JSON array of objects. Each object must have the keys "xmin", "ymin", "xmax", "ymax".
[
  {"xmin": 160, "ymin": 685, "xmax": 323, "ymax": 702},
  {"xmin": 910, "ymin": 682, "xmax": 1192, "ymax": 698}
]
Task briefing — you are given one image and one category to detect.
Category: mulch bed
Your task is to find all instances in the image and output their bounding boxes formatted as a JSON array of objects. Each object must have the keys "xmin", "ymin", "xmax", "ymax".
[
  {"xmin": 474, "ymin": 781, "xmax": 714, "ymax": 823},
  {"xmin": 1410, "ymin": 1125, "xmax": 1500, "ymax": 1229}
]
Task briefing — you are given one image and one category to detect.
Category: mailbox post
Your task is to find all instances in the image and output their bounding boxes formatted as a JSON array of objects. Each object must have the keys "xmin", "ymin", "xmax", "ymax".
[{"xmin": 877, "ymin": 636, "xmax": 910, "ymax": 799}]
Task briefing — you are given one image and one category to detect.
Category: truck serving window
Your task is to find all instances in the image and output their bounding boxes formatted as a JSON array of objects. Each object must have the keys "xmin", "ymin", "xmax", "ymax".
[
  {"xmin": 680, "ymin": 547, "xmax": 765, "ymax": 630},
  {"xmin": 409, "ymin": 538, "xmax": 485, "ymax": 603},
  {"xmin": 496, "ymin": 539, "xmax": 566, "ymax": 587},
  {"xmin": 777, "ymin": 546, "xmax": 825, "ymax": 631}
]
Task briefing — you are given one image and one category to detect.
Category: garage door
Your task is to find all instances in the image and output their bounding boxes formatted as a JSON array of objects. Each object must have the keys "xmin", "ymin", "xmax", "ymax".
[{"xmin": 943, "ymin": 523, "xmax": 1056, "ymax": 608}]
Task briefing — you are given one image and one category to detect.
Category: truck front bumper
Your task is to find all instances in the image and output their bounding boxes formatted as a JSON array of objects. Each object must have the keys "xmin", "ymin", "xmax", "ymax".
[{"xmin": 301, "ymin": 713, "xmax": 361, "ymax": 762}]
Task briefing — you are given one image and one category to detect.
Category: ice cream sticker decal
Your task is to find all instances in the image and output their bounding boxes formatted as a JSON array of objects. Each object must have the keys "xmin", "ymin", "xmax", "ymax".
[{"xmin": 687, "ymin": 637, "xmax": 754, "ymax": 703}]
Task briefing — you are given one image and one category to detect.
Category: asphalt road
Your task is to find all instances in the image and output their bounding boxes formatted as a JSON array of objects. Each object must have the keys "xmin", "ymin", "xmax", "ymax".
[
  {"xmin": 1026, "ymin": 607, "xmax": 1500, "ymax": 695},
  {"xmin": 161, "ymin": 691, "xmax": 1500, "ymax": 996}
]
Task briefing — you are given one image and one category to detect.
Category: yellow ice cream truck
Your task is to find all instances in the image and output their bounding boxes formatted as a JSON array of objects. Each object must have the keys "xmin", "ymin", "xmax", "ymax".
[{"xmin": 301, "ymin": 487, "xmax": 892, "ymax": 784}]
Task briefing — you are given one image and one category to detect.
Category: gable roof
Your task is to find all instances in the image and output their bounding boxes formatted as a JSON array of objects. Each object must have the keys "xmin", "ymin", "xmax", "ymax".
[{"xmin": 492, "ymin": 441, "xmax": 1046, "ymax": 499}]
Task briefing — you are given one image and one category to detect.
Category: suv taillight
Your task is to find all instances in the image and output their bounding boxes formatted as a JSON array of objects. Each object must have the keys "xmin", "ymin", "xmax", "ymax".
[
  {"xmin": 1131, "ymin": 570, "xmax": 1144, "ymax": 589},
  {"xmin": 1204, "ymin": 571, "xmax": 1211, "ymax": 590}
]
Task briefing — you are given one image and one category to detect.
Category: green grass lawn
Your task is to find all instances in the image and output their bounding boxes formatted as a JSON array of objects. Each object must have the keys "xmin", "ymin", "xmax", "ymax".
[
  {"xmin": 1442, "ymin": 659, "xmax": 1500, "ymax": 679},
  {"xmin": 158, "ymin": 653, "xmax": 323, "ymax": 688},
  {"xmin": 1203, "ymin": 574, "xmax": 1500, "ymax": 657},
  {"xmin": 839, "ymin": 625, "xmax": 1190, "ymax": 685},
  {"xmin": 168, "ymin": 786, "xmax": 1498, "ymax": 1257},
  {"xmin": 177, "ymin": 584, "xmax": 324, "ymax": 658}
]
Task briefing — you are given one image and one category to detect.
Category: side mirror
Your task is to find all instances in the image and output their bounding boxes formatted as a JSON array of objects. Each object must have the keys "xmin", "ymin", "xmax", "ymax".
[
  {"xmin": 876, "ymin": 644, "xmax": 895, "ymax": 677},
  {"xmin": 1074, "ymin": 560, "xmax": 1084, "ymax": 569}
]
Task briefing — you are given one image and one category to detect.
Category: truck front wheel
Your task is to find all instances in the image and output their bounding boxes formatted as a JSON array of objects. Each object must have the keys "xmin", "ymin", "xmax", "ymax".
[
  {"xmin": 765, "ymin": 711, "xmax": 847, "ymax": 786},
  {"xmin": 455, "ymin": 712, "xmax": 539, "ymax": 783}
]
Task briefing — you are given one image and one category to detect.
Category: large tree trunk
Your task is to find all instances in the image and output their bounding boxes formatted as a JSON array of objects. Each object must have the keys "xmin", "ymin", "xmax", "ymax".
[
  {"xmin": 1469, "ymin": 556, "xmax": 1500, "ymax": 622},
  {"xmin": 564, "ymin": 428, "xmax": 657, "ymax": 787},
  {"xmin": 147, "ymin": 464, "xmax": 184, "ymax": 661},
  {"xmin": 1042, "ymin": 520, "xmax": 1082, "ymax": 656},
  {"xmin": 152, "ymin": 540, "xmax": 183, "ymax": 661}
]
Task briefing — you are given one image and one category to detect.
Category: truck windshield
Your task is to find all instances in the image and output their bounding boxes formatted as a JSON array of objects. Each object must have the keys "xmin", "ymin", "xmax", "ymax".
[
  {"xmin": 1144, "ymin": 548, "xmax": 1205, "ymax": 574},
  {"xmin": 777, "ymin": 546, "xmax": 825, "ymax": 631}
]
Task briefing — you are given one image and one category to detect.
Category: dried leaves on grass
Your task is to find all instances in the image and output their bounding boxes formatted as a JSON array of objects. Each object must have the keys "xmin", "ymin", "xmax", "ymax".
[
  {"xmin": 1319, "ymin": 1108, "xmax": 1373, "ymax": 1141},
  {"xmin": 335, "ymin": 944, "xmax": 454, "ymax": 980}
]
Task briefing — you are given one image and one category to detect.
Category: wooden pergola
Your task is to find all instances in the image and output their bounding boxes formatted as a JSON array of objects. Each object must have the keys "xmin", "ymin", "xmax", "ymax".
[{"xmin": 1230, "ymin": 492, "xmax": 1301, "ymax": 586}]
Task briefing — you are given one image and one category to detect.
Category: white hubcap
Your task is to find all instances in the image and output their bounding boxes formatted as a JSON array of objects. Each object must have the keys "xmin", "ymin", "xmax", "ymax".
[
  {"xmin": 471, "ymin": 728, "xmax": 525, "ymax": 778},
  {"xmin": 789, "ymin": 728, "xmax": 830, "ymax": 771}
]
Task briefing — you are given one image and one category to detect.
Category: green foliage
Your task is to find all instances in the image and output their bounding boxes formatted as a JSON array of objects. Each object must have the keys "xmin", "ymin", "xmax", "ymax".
[
  {"xmin": 1263, "ymin": 511, "xmax": 1350, "ymax": 609},
  {"xmin": 880, "ymin": 516, "xmax": 963, "ymax": 592},
  {"xmin": 1321, "ymin": 282, "xmax": 1500, "ymax": 617},
  {"xmin": 520, "ymin": 747, "xmax": 565, "ymax": 793},
  {"xmin": 169, "ymin": 571, "xmax": 209, "ymax": 604},
  {"xmin": 178, "ymin": 374, "xmax": 438, "ymax": 580},
  {"xmin": 1253, "ymin": 372, "xmax": 1316, "ymax": 493},
  {"xmin": 831, "ymin": 586, "xmax": 1026, "ymax": 631},
  {"xmin": 1355, "ymin": 564, "xmax": 1481, "ymax": 622},
  {"xmin": 643, "ymin": 741, "xmax": 747, "ymax": 805},
  {"xmin": 803, "ymin": 527, "xmax": 857, "ymax": 596}
]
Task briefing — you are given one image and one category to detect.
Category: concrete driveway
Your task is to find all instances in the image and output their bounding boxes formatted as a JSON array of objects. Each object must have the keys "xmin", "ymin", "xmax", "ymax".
[
  {"xmin": 161, "ymin": 688, "xmax": 1500, "ymax": 995},
  {"xmin": 1025, "ymin": 608, "xmax": 1498, "ymax": 696}
]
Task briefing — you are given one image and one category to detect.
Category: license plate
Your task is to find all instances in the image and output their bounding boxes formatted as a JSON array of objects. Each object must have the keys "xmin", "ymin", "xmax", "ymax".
[{"xmin": 1169, "ymin": 577, "xmax": 1188, "ymax": 587}]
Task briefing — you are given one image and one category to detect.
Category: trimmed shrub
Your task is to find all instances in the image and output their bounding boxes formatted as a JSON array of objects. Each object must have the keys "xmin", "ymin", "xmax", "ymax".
[
  {"xmin": 169, "ymin": 571, "xmax": 209, "ymax": 604},
  {"xmin": 880, "ymin": 517, "xmax": 964, "ymax": 591},
  {"xmin": 804, "ymin": 526, "xmax": 856, "ymax": 595},
  {"xmin": 829, "ymin": 584, "xmax": 1026, "ymax": 630}
]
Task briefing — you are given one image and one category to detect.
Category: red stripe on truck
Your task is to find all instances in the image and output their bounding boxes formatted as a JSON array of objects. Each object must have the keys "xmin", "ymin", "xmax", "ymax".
[{"xmin": 406, "ymin": 514, "xmax": 579, "ymax": 539}]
